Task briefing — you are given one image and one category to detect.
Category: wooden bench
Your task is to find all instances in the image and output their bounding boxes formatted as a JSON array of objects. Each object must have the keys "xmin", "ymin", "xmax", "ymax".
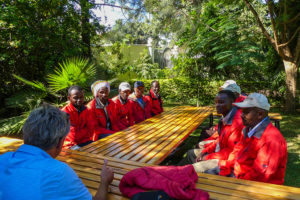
[
  {"xmin": 79, "ymin": 106, "xmax": 214, "ymax": 164},
  {"xmin": 1, "ymin": 137, "xmax": 300, "ymax": 199},
  {"xmin": 211, "ymin": 111, "xmax": 282, "ymax": 129}
]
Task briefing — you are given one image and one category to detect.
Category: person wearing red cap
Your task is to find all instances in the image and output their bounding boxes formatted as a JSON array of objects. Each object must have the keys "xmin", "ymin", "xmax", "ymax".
[
  {"xmin": 87, "ymin": 80, "xmax": 119, "ymax": 141},
  {"xmin": 62, "ymin": 86, "xmax": 94, "ymax": 149},
  {"xmin": 208, "ymin": 93, "xmax": 287, "ymax": 185},
  {"xmin": 112, "ymin": 82, "xmax": 135, "ymax": 130},
  {"xmin": 128, "ymin": 81, "xmax": 151, "ymax": 124},
  {"xmin": 145, "ymin": 81, "xmax": 163, "ymax": 116}
]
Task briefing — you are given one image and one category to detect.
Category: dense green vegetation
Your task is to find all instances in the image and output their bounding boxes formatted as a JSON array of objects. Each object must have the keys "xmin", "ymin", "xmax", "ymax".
[{"xmin": 1, "ymin": 0, "xmax": 299, "ymax": 134}]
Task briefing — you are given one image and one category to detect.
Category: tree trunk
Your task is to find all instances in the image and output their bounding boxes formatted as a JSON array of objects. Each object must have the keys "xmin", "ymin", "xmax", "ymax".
[
  {"xmin": 283, "ymin": 59, "xmax": 298, "ymax": 113},
  {"xmin": 80, "ymin": 0, "xmax": 91, "ymax": 58}
]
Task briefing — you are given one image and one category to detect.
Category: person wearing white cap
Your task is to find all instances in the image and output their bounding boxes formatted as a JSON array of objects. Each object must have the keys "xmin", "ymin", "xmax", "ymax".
[
  {"xmin": 177, "ymin": 90, "xmax": 244, "ymax": 173},
  {"xmin": 207, "ymin": 93, "xmax": 287, "ymax": 185},
  {"xmin": 112, "ymin": 82, "xmax": 135, "ymax": 130},
  {"xmin": 87, "ymin": 80, "xmax": 120, "ymax": 141},
  {"xmin": 220, "ymin": 80, "xmax": 246, "ymax": 103}
]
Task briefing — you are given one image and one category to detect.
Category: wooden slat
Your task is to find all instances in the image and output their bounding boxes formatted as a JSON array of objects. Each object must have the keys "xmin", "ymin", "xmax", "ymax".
[
  {"xmin": 91, "ymin": 106, "xmax": 192, "ymax": 154},
  {"xmin": 80, "ymin": 106, "xmax": 189, "ymax": 153},
  {"xmin": 129, "ymin": 107, "xmax": 212, "ymax": 163},
  {"xmin": 103, "ymin": 106, "xmax": 204, "ymax": 159}
]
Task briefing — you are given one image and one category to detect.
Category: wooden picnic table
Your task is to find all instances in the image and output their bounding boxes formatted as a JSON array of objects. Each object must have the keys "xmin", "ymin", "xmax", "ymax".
[
  {"xmin": 79, "ymin": 106, "xmax": 214, "ymax": 165},
  {"xmin": 1, "ymin": 137, "xmax": 300, "ymax": 200}
]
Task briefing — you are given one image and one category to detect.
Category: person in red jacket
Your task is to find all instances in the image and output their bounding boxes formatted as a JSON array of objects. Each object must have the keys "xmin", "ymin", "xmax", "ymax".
[
  {"xmin": 198, "ymin": 81, "xmax": 246, "ymax": 148},
  {"xmin": 112, "ymin": 82, "xmax": 134, "ymax": 130},
  {"xmin": 209, "ymin": 93, "xmax": 287, "ymax": 185},
  {"xmin": 177, "ymin": 90, "xmax": 244, "ymax": 173},
  {"xmin": 62, "ymin": 86, "xmax": 94, "ymax": 149},
  {"xmin": 128, "ymin": 81, "xmax": 151, "ymax": 124},
  {"xmin": 145, "ymin": 81, "xmax": 163, "ymax": 116},
  {"xmin": 87, "ymin": 80, "xmax": 119, "ymax": 141}
]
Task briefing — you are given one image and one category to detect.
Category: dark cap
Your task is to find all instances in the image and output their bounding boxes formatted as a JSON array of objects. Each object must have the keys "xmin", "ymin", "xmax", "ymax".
[{"xmin": 134, "ymin": 81, "xmax": 144, "ymax": 88}]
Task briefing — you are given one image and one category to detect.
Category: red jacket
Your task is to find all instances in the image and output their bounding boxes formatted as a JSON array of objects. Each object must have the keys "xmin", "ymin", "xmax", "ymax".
[
  {"xmin": 119, "ymin": 165, "xmax": 209, "ymax": 200},
  {"xmin": 145, "ymin": 89, "xmax": 163, "ymax": 116},
  {"xmin": 235, "ymin": 94, "xmax": 246, "ymax": 103},
  {"xmin": 128, "ymin": 93, "xmax": 151, "ymax": 124},
  {"xmin": 61, "ymin": 103, "xmax": 94, "ymax": 148},
  {"xmin": 87, "ymin": 99, "xmax": 119, "ymax": 140},
  {"xmin": 202, "ymin": 107, "xmax": 243, "ymax": 161},
  {"xmin": 112, "ymin": 95, "xmax": 135, "ymax": 130},
  {"xmin": 220, "ymin": 120, "xmax": 287, "ymax": 184}
]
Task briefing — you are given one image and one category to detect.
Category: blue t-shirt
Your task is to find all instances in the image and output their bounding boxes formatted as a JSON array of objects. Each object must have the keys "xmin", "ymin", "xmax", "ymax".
[{"xmin": 0, "ymin": 144, "xmax": 92, "ymax": 200}]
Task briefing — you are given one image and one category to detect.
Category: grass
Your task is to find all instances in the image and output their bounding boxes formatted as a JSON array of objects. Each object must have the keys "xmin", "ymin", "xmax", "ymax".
[{"xmin": 162, "ymin": 104, "xmax": 300, "ymax": 187}]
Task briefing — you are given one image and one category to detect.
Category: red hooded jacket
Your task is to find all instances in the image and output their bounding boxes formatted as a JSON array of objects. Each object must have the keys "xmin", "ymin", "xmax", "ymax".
[
  {"xmin": 119, "ymin": 165, "xmax": 209, "ymax": 200},
  {"xmin": 219, "ymin": 120, "xmax": 287, "ymax": 184},
  {"xmin": 128, "ymin": 93, "xmax": 151, "ymax": 124},
  {"xmin": 145, "ymin": 89, "xmax": 163, "ymax": 116},
  {"xmin": 87, "ymin": 98, "xmax": 119, "ymax": 140},
  {"xmin": 61, "ymin": 103, "xmax": 94, "ymax": 148},
  {"xmin": 202, "ymin": 107, "xmax": 243, "ymax": 161},
  {"xmin": 112, "ymin": 95, "xmax": 135, "ymax": 130}
]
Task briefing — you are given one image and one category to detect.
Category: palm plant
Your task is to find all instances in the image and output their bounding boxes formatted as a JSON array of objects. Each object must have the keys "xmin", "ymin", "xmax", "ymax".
[
  {"xmin": 0, "ymin": 57, "xmax": 96, "ymax": 135},
  {"xmin": 48, "ymin": 57, "xmax": 96, "ymax": 92}
]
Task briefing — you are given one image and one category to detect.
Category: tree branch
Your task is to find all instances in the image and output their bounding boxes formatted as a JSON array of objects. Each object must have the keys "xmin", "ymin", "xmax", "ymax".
[
  {"xmin": 94, "ymin": 3, "xmax": 135, "ymax": 10},
  {"xmin": 267, "ymin": 0, "xmax": 279, "ymax": 48},
  {"xmin": 278, "ymin": 26, "xmax": 300, "ymax": 47},
  {"xmin": 243, "ymin": 0, "xmax": 276, "ymax": 49},
  {"xmin": 284, "ymin": 12, "xmax": 300, "ymax": 24}
]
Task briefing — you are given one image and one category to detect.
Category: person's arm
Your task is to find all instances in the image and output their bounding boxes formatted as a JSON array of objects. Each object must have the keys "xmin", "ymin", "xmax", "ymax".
[{"xmin": 93, "ymin": 159, "xmax": 114, "ymax": 200}]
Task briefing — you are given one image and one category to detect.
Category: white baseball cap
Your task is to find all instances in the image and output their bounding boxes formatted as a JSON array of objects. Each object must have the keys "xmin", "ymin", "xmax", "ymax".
[
  {"xmin": 233, "ymin": 93, "xmax": 270, "ymax": 111},
  {"xmin": 119, "ymin": 82, "xmax": 131, "ymax": 92},
  {"xmin": 221, "ymin": 83, "xmax": 241, "ymax": 94}
]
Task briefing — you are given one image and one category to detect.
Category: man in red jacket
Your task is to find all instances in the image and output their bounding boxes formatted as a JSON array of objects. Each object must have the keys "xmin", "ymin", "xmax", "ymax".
[
  {"xmin": 145, "ymin": 81, "xmax": 163, "ymax": 116},
  {"xmin": 198, "ymin": 81, "xmax": 246, "ymax": 147},
  {"xmin": 112, "ymin": 82, "xmax": 134, "ymax": 130},
  {"xmin": 210, "ymin": 93, "xmax": 287, "ymax": 185},
  {"xmin": 62, "ymin": 86, "xmax": 94, "ymax": 149},
  {"xmin": 128, "ymin": 81, "xmax": 151, "ymax": 124},
  {"xmin": 177, "ymin": 90, "xmax": 243, "ymax": 173},
  {"xmin": 87, "ymin": 80, "xmax": 119, "ymax": 141}
]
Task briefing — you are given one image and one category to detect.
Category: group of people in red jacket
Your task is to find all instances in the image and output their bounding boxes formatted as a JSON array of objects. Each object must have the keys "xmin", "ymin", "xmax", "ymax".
[
  {"xmin": 62, "ymin": 80, "xmax": 163, "ymax": 150},
  {"xmin": 178, "ymin": 80, "xmax": 287, "ymax": 185}
]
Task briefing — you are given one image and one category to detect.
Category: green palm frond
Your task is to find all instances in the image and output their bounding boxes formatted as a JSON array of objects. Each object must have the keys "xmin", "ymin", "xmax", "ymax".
[
  {"xmin": 48, "ymin": 57, "xmax": 96, "ymax": 92},
  {"xmin": 13, "ymin": 74, "xmax": 47, "ymax": 92},
  {"xmin": 5, "ymin": 90, "xmax": 46, "ymax": 110},
  {"xmin": 0, "ymin": 113, "xmax": 29, "ymax": 135}
]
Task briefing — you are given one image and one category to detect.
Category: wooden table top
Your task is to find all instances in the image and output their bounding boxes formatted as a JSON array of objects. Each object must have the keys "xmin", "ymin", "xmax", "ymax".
[
  {"xmin": 1, "ymin": 137, "xmax": 300, "ymax": 199},
  {"xmin": 80, "ymin": 106, "xmax": 214, "ymax": 164}
]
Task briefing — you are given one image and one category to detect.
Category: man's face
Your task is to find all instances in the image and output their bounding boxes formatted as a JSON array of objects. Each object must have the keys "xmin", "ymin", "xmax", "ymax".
[
  {"xmin": 215, "ymin": 93, "xmax": 232, "ymax": 116},
  {"xmin": 68, "ymin": 89, "xmax": 84, "ymax": 109},
  {"xmin": 97, "ymin": 87, "xmax": 109, "ymax": 103},
  {"xmin": 241, "ymin": 107, "xmax": 263, "ymax": 127},
  {"xmin": 134, "ymin": 86, "xmax": 144, "ymax": 98},
  {"xmin": 152, "ymin": 82, "xmax": 160, "ymax": 95},
  {"xmin": 119, "ymin": 89, "xmax": 131, "ymax": 100}
]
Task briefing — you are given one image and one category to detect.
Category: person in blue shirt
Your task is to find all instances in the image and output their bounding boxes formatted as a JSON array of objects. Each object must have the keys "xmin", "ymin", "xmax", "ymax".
[{"xmin": 0, "ymin": 104, "xmax": 114, "ymax": 200}]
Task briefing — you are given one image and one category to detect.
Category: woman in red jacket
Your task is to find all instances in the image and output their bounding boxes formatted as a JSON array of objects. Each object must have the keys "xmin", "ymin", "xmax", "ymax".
[
  {"xmin": 62, "ymin": 86, "xmax": 94, "ymax": 149},
  {"xmin": 145, "ymin": 81, "xmax": 163, "ymax": 116},
  {"xmin": 112, "ymin": 82, "xmax": 134, "ymax": 130},
  {"xmin": 87, "ymin": 80, "xmax": 119, "ymax": 141}
]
